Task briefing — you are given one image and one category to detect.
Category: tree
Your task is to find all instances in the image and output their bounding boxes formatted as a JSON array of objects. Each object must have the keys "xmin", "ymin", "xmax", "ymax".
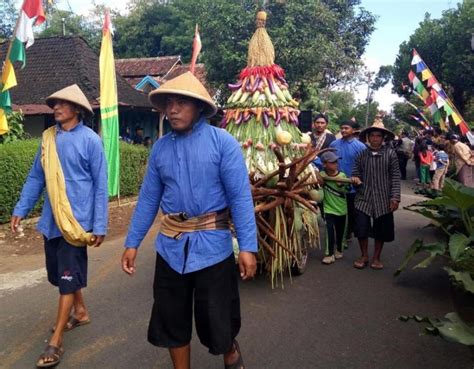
[
  {"xmin": 112, "ymin": 0, "xmax": 376, "ymax": 103},
  {"xmin": 0, "ymin": 0, "xmax": 17, "ymax": 42},
  {"xmin": 350, "ymin": 101, "xmax": 379, "ymax": 127},
  {"xmin": 38, "ymin": 9, "xmax": 99, "ymax": 48},
  {"xmin": 392, "ymin": 1, "xmax": 474, "ymax": 120}
]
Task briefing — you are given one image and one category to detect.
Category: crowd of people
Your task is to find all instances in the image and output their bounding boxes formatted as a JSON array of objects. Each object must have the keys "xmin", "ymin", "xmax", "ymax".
[
  {"xmin": 309, "ymin": 114, "xmax": 473, "ymax": 271},
  {"xmin": 120, "ymin": 126, "xmax": 153, "ymax": 148},
  {"xmin": 310, "ymin": 115, "xmax": 400, "ymax": 270},
  {"xmin": 7, "ymin": 74, "xmax": 473, "ymax": 368},
  {"xmin": 393, "ymin": 127, "xmax": 474, "ymax": 189}
]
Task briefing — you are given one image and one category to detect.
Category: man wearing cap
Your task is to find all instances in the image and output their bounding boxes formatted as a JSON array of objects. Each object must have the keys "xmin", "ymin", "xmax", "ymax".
[
  {"xmin": 10, "ymin": 84, "xmax": 108, "ymax": 367},
  {"xmin": 351, "ymin": 122, "xmax": 401, "ymax": 270},
  {"xmin": 121, "ymin": 71, "xmax": 257, "ymax": 369},
  {"xmin": 450, "ymin": 134, "xmax": 474, "ymax": 187},
  {"xmin": 329, "ymin": 120, "xmax": 366, "ymax": 241}
]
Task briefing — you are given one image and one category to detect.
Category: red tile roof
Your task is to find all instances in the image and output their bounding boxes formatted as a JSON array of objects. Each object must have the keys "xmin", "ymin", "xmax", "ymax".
[
  {"xmin": 115, "ymin": 56, "xmax": 181, "ymax": 78},
  {"xmin": 0, "ymin": 36, "xmax": 151, "ymax": 111}
]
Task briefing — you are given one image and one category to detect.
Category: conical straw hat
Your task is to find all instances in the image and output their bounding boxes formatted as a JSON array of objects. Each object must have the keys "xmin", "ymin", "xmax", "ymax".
[
  {"xmin": 45, "ymin": 84, "xmax": 94, "ymax": 118},
  {"xmin": 149, "ymin": 71, "xmax": 217, "ymax": 118},
  {"xmin": 359, "ymin": 115, "xmax": 395, "ymax": 141}
]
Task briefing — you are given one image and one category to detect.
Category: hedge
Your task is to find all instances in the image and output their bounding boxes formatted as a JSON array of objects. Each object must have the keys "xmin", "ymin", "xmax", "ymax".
[{"xmin": 0, "ymin": 140, "xmax": 149, "ymax": 223}]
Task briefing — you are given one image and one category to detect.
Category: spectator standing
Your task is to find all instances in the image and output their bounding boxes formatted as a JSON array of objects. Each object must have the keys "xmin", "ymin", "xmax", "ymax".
[
  {"xmin": 431, "ymin": 143, "xmax": 449, "ymax": 191},
  {"xmin": 329, "ymin": 120, "xmax": 366, "ymax": 242},
  {"xmin": 395, "ymin": 131, "xmax": 413, "ymax": 180},
  {"xmin": 143, "ymin": 136, "xmax": 153, "ymax": 149},
  {"xmin": 351, "ymin": 121, "xmax": 401, "ymax": 270},
  {"xmin": 451, "ymin": 134, "xmax": 474, "ymax": 187},
  {"xmin": 413, "ymin": 136, "xmax": 423, "ymax": 181},
  {"xmin": 132, "ymin": 127, "xmax": 144, "ymax": 145},
  {"xmin": 419, "ymin": 143, "xmax": 433, "ymax": 187}
]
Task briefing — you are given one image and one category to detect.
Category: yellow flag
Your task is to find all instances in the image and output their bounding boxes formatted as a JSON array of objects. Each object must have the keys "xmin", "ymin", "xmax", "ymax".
[
  {"xmin": 452, "ymin": 111, "xmax": 462, "ymax": 125},
  {"xmin": 99, "ymin": 10, "xmax": 120, "ymax": 197},
  {"xmin": 0, "ymin": 108, "xmax": 8, "ymax": 135},
  {"xmin": 421, "ymin": 69, "xmax": 432, "ymax": 81},
  {"xmin": 1, "ymin": 60, "xmax": 17, "ymax": 92}
]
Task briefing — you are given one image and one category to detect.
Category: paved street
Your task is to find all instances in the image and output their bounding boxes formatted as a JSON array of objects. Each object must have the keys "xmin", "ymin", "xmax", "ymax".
[{"xmin": 1, "ymin": 168, "xmax": 473, "ymax": 368}]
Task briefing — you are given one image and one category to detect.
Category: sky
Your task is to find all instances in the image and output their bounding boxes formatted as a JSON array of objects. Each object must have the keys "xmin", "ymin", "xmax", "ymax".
[{"xmin": 21, "ymin": 0, "xmax": 458, "ymax": 111}]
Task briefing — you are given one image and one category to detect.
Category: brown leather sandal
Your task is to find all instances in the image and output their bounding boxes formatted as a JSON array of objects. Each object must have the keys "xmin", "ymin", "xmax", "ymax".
[
  {"xmin": 36, "ymin": 345, "xmax": 64, "ymax": 368},
  {"xmin": 224, "ymin": 340, "xmax": 244, "ymax": 369}
]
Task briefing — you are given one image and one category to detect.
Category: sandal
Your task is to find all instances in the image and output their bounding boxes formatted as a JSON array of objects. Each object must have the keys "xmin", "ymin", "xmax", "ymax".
[
  {"xmin": 353, "ymin": 257, "xmax": 368, "ymax": 269},
  {"xmin": 36, "ymin": 345, "xmax": 64, "ymax": 368},
  {"xmin": 65, "ymin": 316, "xmax": 91, "ymax": 331},
  {"xmin": 370, "ymin": 261, "xmax": 384, "ymax": 270},
  {"xmin": 51, "ymin": 316, "xmax": 91, "ymax": 333},
  {"xmin": 225, "ymin": 340, "xmax": 244, "ymax": 369}
]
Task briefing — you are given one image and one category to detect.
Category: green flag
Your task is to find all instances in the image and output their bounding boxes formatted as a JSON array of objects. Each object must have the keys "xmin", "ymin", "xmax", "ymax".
[{"xmin": 99, "ymin": 11, "xmax": 120, "ymax": 197}]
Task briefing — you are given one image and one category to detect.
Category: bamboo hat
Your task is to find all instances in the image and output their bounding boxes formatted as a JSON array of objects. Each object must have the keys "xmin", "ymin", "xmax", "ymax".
[
  {"xmin": 45, "ymin": 84, "xmax": 94, "ymax": 118},
  {"xmin": 148, "ymin": 71, "xmax": 217, "ymax": 118},
  {"xmin": 359, "ymin": 115, "xmax": 395, "ymax": 141}
]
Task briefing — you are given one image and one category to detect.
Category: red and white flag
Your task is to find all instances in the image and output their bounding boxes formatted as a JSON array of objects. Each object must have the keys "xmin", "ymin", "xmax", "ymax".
[{"xmin": 190, "ymin": 24, "xmax": 202, "ymax": 75}]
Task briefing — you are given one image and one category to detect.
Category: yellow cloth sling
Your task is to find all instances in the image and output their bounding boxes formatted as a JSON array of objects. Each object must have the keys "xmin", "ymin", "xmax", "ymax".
[{"xmin": 41, "ymin": 126, "xmax": 95, "ymax": 247}]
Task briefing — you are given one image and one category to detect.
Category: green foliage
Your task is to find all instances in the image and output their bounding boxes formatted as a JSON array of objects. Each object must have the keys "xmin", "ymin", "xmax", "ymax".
[
  {"xmin": 0, "ymin": 0, "xmax": 16, "ymax": 40},
  {"xmin": 38, "ymin": 9, "xmax": 103, "ymax": 51},
  {"xmin": 400, "ymin": 312, "xmax": 474, "ymax": 346},
  {"xmin": 112, "ymin": 0, "xmax": 376, "ymax": 104},
  {"xmin": 396, "ymin": 179, "xmax": 474, "ymax": 284},
  {"xmin": 392, "ymin": 2, "xmax": 474, "ymax": 120},
  {"xmin": 349, "ymin": 101, "xmax": 379, "ymax": 128},
  {"xmin": 0, "ymin": 140, "xmax": 149, "ymax": 223},
  {"xmin": 0, "ymin": 139, "xmax": 42, "ymax": 223},
  {"xmin": 0, "ymin": 111, "xmax": 29, "ymax": 144},
  {"xmin": 371, "ymin": 65, "xmax": 393, "ymax": 91},
  {"xmin": 119, "ymin": 142, "xmax": 149, "ymax": 196}
]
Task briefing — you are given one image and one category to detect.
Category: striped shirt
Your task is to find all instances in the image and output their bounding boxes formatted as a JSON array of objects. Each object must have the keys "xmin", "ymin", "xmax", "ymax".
[{"xmin": 352, "ymin": 145, "xmax": 401, "ymax": 218}]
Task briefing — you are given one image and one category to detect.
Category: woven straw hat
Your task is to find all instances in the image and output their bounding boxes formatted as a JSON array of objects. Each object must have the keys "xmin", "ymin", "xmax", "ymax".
[
  {"xmin": 46, "ymin": 84, "xmax": 94, "ymax": 118},
  {"xmin": 359, "ymin": 115, "xmax": 395, "ymax": 141},
  {"xmin": 148, "ymin": 71, "xmax": 217, "ymax": 118}
]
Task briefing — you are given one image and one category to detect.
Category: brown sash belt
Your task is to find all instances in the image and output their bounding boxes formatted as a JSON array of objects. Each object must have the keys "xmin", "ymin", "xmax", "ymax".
[{"xmin": 159, "ymin": 208, "xmax": 230, "ymax": 240}]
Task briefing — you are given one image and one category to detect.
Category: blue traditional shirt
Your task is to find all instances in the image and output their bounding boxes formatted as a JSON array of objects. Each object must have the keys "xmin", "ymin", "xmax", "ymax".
[
  {"xmin": 13, "ymin": 122, "xmax": 109, "ymax": 239},
  {"xmin": 329, "ymin": 137, "xmax": 366, "ymax": 192},
  {"xmin": 124, "ymin": 117, "xmax": 257, "ymax": 274}
]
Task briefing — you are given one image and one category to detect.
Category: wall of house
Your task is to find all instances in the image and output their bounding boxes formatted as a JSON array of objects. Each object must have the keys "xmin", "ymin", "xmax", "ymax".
[{"xmin": 24, "ymin": 115, "xmax": 46, "ymax": 137}]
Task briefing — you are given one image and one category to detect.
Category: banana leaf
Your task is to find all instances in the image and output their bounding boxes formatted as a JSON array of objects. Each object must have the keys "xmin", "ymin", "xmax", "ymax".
[
  {"xmin": 445, "ymin": 267, "xmax": 474, "ymax": 294},
  {"xmin": 394, "ymin": 240, "xmax": 446, "ymax": 276},
  {"xmin": 429, "ymin": 312, "xmax": 474, "ymax": 346}
]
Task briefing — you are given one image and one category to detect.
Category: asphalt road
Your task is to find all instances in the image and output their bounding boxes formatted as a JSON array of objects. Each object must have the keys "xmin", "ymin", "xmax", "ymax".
[{"xmin": 1, "ymin": 168, "xmax": 473, "ymax": 369}]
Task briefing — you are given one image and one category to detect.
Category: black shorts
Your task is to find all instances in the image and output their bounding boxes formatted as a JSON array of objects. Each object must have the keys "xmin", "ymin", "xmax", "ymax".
[
  {"xmin": 353, "ymin": 209, "xmax": 395, "ymax": 242},
  {"xmin": 148, "ymin": 252, "xmax": 240, "ymax": 355},
  {"xmin": 44, "ymin": 236, "xmax": 88, "ymax": 295}
]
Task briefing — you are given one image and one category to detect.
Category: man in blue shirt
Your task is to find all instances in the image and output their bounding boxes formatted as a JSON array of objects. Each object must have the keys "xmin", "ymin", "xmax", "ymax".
[
  {"xmin": 329, "ymin": 120, "xmax": 366, "ymax": 241},
  {"xmin": 121, "ymin": 71, "xmax": 257, "ymax": 369},
  {"xmin": 10, "ymin": 84, "xmax": 108, "ymax": 368}
]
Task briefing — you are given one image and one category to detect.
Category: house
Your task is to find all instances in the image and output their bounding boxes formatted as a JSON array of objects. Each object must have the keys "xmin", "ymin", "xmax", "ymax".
[
  {"xmin": 115, "ymin": 55, "xmax": 207, "ymax": 94},
  {"xmin": 116, "ymin": 56, "xmax": 211, "ymax": 134},
  {"xmin": 0, "ymin": 36, "xmax": 158, "ymax": 140}
]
